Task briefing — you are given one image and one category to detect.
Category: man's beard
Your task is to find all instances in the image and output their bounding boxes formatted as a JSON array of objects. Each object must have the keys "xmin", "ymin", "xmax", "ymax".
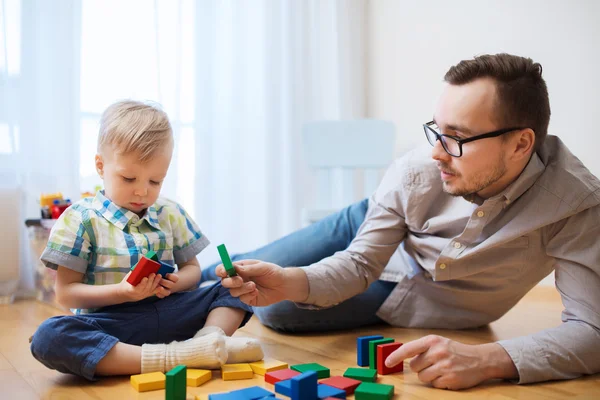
[{"xmin": 441, "ymin": 159, "xmax": 507, "ymax": 197}]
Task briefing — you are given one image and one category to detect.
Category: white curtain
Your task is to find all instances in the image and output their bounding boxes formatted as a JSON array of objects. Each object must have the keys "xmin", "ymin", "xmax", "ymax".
[{"xmin": 0, "ymin": 0, "xmax": 368, "ymax": 290}]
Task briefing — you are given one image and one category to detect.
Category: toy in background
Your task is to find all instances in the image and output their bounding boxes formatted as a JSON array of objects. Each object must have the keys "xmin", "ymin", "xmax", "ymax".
[
  {"xmin": 28, "ymin": 186, "xmax": 102, "ymax": 309},
  {"xmin": 40, "ymin": 186, "xmax": 101, "ymax": 219}
]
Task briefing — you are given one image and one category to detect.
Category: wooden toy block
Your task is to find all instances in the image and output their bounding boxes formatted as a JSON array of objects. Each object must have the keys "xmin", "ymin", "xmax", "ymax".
[
  {"xmin": 265, "ymin": 368, "xmax": 301, "ymax": 385},
  {"xmin": 291, "ymin": 371, "xmax": 318, "ymax": 400},
  {"xmin": 166, "ymin": 365, "xmax": 187, "ymax": 400},
  {"xmin": 274, "ymin": 379, "xmax": 292, "ymax": 397},
  {"xmin": 217, "ymin": 243, "xmax": 237, "ymax": 277},
  {"xmin": 221, "ymin": 363, "xmax": 254, "ymax": 380},
  {"xmin": 368, "ymin": 338, "xmax": 394, "ymax": 370},
  {"xmin": 290, "ymin": 362, "xmax": 330, "ymax": 379},
  {"xmin": 127, "ymin": 256, "xmax": 161, "ymax": 285},
  {"xmin": 146, "ymin": 249, "xmax": 159, "ymax": 261},
  {"xmin": 249, "ymin": 359, "xmax": 288, "ymax": 375},
  {"xmin": 229, "ymin": 386, "xmax": 275, "ymax": 399},
  {"xmin": 343, "ymin": 367, "xmax": 377, "ymax": 383},
  {"xmin": 317, "ymin": 384, "xmax": 346, "ymax": 399},
  {"xmin": 354, "ymin": 382, "xmax": 394, "ymax": 400},
  {"xmin": 187, "ymin": 368, "xmax": 212, "ymax": 386},
  {"xmin": 130, "ymin": 371, "xmax": 165, "ymax": 392},
  {"xmin": 207, "ymin": 393, "xmax": 245, "ymax": 400},
  {"xmin": 376, "ymin": 342, "xmax": 403, "ymax": 375},
  {"xmin": 356, "ymin": 335, "xmax": 383, "ymax": 367},
  {"xmin": 157, "ymin": 261, "xmax": 176, "ymax": 277},
  {"xmin": 319, "ymin": 376, "xmax": 362, "ymax": 395}
]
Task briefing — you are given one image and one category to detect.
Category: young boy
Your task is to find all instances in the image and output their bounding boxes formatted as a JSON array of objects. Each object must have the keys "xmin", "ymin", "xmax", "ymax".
[{"xmin": 30, "ymin": 100, "xmax": 263, "ymax": 380}]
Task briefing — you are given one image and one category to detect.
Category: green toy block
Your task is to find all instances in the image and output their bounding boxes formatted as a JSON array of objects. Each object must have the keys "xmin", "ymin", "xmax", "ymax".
[
  {"xmin": 369, "ymin": 338, "xmax": 394, "ymax": 370},
  {"xmin": 290, "ymin": 363, "xmax": 330, "ymax": 379},
  {"xmin": 217, "ymin": 244, "xmax": 237, "ymax": 277},
  {"xmin": 130, "ymin": 250, "xmax": 159, "ymax": 271},
  {"xmin": 343, "ymin": 367, "xmax": 377, "ymax": 382},
  {"xmin": 354, "ymin": 382, "xmax": 394, "ymax": 400},
  {"xmin": 166, "ymin": 365, "xmax": 186, "ymax": 400},
  {"xmin": 146, "ymin": 249, "xmax": 159, "ymax": 261}
]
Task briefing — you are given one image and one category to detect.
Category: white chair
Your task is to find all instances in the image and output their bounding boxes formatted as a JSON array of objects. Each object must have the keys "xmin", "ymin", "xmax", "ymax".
[{"xmin": 301, "ymin": 119, "xmax": 396, "ymax": 225}]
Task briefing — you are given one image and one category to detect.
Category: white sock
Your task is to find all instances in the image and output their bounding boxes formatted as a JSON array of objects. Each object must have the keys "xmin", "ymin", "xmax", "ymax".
[
  {"xmin": 141, "ymin": 332, "xmax": 227, "ymax": 373},
  {"xmin": 194, "ymin": 326, "xmax": 264, "ymax": 364}
]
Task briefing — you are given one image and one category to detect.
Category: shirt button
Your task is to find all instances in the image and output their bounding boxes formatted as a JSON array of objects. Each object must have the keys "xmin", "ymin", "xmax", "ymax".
[
  {"xmin": 131, "ymin": 216, "xmax": 139, "ymax": 223},
  {"xmin": 477, "ymin": 211, "xmax": 485, "ymax": 217},
  {"xmin": 453, "ymin": 242, "xmax": 462, "ymax": 249},
  {"xmin": 439, "ymin": 263, "xmax": 447, "ymax": 270},
  {"xmin": 141, "ymin": 248, "xmax": 148, "ymax": 255}
]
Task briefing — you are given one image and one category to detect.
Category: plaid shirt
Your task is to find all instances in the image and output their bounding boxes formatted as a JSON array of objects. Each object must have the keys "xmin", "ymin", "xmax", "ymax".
[{"xmin": 41, "ymin": 190, "xmax": 210, "ymax": 314}]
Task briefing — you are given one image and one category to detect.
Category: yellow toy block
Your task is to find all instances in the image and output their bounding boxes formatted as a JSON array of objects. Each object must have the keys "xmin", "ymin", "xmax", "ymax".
[
  {"xmin": 187, "ymin": 368, "xmax": 212, "ymax": 386},
  {"xmin": 249, "ymin": 359, "xmax": 288, "ymax": 376},
  {"xmin": 221, "ymin": 363, "xmax": 254, "ymax": 380},
  {"xmin": 130, "ymin": 371, "xmax": 166, "ymax": 392}
]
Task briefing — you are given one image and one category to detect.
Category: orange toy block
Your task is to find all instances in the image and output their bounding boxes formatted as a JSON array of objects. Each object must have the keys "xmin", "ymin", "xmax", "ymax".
[
  {"xmin": 187, "ymin": 369, "xmax": 212, "ymax": 386},
  {"xmin": 377, "ymin": 342, "xmax": 404, "ymax": 375},
  {"xmin": 130, "ymin": 371, "xmax": 166, "ymax": 392},
  {"xmin": 221, "ymin": 363, "xmax": 254, "ymax": 380},
  {"xmin": 127, "ymin": 256, "xmax": 161, "ymax": 286},
  {"xmin": 249, "ymin": 359, "xmax": 288, "ymax": 375}
]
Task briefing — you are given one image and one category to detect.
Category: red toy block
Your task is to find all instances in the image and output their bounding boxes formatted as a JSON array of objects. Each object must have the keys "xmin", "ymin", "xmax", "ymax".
[
  {"xmin": 127, "ymin": 256, "xmax": 161, "ymax": 286},
  {"xmin": 377, "ymin": 342, "xmax": 404, "ymax": 375},
  {"xmin": 319, "ymin": 376, "xmax": 362, "ymax": 395},
  {"xmin": 265, "ymin": 368, "xmax": 301, "ymax": 385}
]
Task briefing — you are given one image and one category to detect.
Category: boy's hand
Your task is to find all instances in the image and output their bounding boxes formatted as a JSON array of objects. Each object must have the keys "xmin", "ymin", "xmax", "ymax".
[
  {"xmin": 156, "ymin": 273, "xmax": 179, "ymax": 298},
  {"xmin": 119, "ymin": 271, "xmax": 162, "ymax": 302}
]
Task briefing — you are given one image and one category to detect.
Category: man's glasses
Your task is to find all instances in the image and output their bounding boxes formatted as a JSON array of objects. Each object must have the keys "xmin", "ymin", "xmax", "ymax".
[{"xmin": 423, "ymin": 121, "xmax": 526, "ymax": 157}]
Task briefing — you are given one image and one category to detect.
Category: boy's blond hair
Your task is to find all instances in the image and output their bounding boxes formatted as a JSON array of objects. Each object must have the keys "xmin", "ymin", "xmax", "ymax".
[{"xmin": 98, "ymin": 100, "xmax": 173, "ymax": 162}]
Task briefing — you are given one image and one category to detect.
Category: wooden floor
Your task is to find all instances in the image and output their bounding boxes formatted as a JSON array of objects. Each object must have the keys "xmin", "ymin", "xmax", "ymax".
[{"xmin": 1, "ymin": 285, "xmax": 599, "ymax": 399}]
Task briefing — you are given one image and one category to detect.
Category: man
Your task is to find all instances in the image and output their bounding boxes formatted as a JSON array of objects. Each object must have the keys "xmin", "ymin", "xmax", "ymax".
[{"xmin": 203, "ymin": 53, "xmax": 600, "ymax": 389}]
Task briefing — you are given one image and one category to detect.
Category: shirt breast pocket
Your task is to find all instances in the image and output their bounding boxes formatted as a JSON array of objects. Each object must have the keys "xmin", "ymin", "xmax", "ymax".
[
  {"xmin": 466, "ymin": 235, "xmax": 532, "ymax": 276},
  {"xmin": 499, "ymin": 236, "xmax": 530, "ymax": 248}
]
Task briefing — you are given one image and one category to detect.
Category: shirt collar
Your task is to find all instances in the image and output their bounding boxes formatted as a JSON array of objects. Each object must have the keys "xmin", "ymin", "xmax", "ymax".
[
  {"xmin": 463, "ymin": 153, "xmax": 545, "ymax": 207},
  {"xmin": 92, "ymin": 190, "xmax": 161, "ymax": 231},
  {"xmin": 501, "ymin": 152, "xmax": 545, "ymax": 205}
]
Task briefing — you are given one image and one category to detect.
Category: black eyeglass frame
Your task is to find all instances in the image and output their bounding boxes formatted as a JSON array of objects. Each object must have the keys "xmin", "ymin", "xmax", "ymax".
[{"xmin": 423, "ymin": 120, "xmax": 527, "ymax": 157}]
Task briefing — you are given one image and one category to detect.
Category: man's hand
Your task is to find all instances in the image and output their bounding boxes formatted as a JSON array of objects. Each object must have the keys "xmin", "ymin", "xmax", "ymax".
[
  {"xmin": 156, "ymin": 273, "xmax": 180, "ymax": 298},
  {"xmin": 385, "ymin": 335, "xmax": 518, "ymax": 390},
  {"xmin": 118, "ymin": 271, "xmax": 162, "ymax": 302},
  {"xmin": 216, "ymin": 260, "xmax": 308, "ymax": 306}
]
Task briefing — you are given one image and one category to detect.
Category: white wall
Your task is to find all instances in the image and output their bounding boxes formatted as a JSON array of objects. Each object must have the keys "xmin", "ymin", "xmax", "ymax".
[{"xmin": 367, "ymin": 0, "xmax": 600, "ymax": 177}]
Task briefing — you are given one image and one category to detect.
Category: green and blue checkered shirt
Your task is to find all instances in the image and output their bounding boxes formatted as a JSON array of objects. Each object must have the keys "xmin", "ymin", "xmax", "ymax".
[{"xmin": 41, "ymin": 190, "xmax": 210, "ymax": 314}]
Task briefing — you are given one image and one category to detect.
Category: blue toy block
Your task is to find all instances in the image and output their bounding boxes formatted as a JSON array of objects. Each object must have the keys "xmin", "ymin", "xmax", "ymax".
[
  {"xmin": 274, "ymin": 379, "xmax": 292, "ymax": 397},
  {"xmin": 318, "ymin": 384, "xmax": 346, "ymax": 399},
  {"xmin": 357, "ymin": 335, "xmax": 384, "ymax": 367},
  {"xmin": 291, "ymin": 371, "xmax": 318, "ymax": 400},
  {"xmin": 208, "ymin": 393, "xmax": 247, "ymax": 400},
  {"xmin": 230, "ymin": 386, "xmax": 275, "ymax": 399},
  {"xmin": 157, "ymin": 261, "xmax": 175, "ymax": 277}
]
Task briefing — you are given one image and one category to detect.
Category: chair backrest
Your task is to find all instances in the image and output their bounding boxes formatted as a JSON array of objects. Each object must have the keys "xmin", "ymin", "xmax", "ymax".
[{"xmin": 302, "ymin": 119, "xmax": 396, "ymax": 225}]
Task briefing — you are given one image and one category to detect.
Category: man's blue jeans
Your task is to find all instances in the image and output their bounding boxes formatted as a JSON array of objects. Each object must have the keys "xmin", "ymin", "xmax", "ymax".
[{"xmin": 202, "ymin": 199, "xmax": 396, "ymax": 333}]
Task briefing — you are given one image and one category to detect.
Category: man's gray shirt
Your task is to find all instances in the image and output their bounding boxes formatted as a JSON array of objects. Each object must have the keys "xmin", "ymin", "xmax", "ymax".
[{"xmin": 303, "ymin": 135, "xmax": 600, "ymax": 384}]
